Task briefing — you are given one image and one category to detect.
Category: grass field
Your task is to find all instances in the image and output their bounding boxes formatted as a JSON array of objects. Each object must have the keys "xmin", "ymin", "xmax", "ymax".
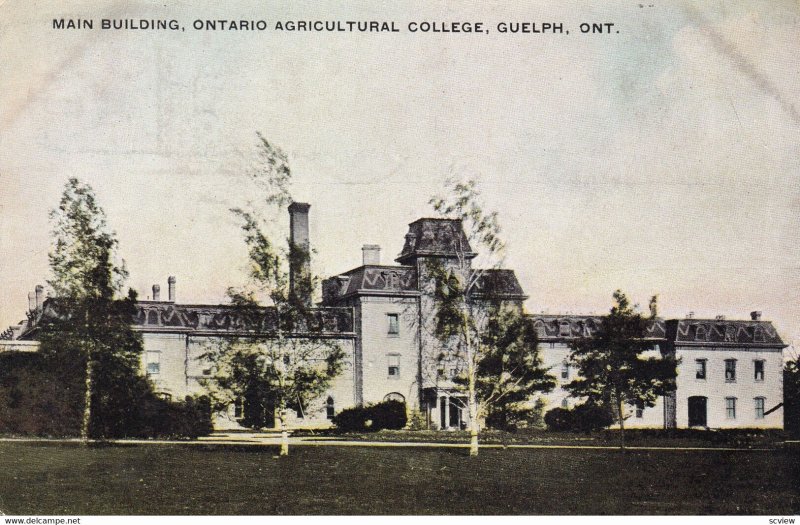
[{"xmin": 0, "ymin": 442, "xmax": 797, "ymax": 515}]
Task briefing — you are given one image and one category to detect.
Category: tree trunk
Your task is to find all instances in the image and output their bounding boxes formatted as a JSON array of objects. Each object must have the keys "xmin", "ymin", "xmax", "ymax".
[
  {"xmin": 616, "ymin": 394, "xmax": 626, "ymax": 451},
  {"xmin": 279, "ymin": 403, "xmax": 289, "ymax": 457},
  {"xmin": 80, "ymin": 358, "xmax": 94, "ymax": 442},
  {"xmin": 465, "ymin": 315, "xmax": 479, "ymax": 457},
  {"xmin": 468, "ymin": 399, "xmax": 479, "ymax": 457}
]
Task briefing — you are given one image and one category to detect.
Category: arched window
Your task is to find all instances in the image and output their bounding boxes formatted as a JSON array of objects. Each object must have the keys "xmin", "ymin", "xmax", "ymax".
[
  {"xmin": 695, "ymin": 325, "xmax": 708, "ymax": 341},
  {"xmin": 325, "ymin": 396, "xmax": 335, "ymax": 420},
  {"xmin": 384, "ymin": 392, "xmax": 405, "ymax": 403}
]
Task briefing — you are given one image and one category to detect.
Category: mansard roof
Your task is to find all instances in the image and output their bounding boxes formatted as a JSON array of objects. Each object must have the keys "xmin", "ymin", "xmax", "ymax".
[
  {"xmin": 322, "ymin": 265, "xmax": 419, "ymax": 302},
  {"xmin": 528, "ymin": 314, "xmax": 667, "ymax": 341},
  {"xmin": 20, "ymin": 299, "xmax": 355, "ymax": 338},
  {"xmin": 666, "ymin": 318, "xmax": 785, "ymax": 348},
  {"xmin": 470, "ymin": 269, "xmax": 527, "ymax": 300},
  {"xmin": 396, "ymin": 218, "xmax": 476, "ymax": 264}
]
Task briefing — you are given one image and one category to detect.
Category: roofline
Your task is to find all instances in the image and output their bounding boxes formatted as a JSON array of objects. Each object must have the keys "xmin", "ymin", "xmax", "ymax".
[
  {"xmin": 327, "ymin": 264, "xmax": 416, "ymax": 278},
  {"xmin": 671, "ymin": 342, "xmax": 787, "ymax": 349},
  {"xmin": 132, "ymin": 326, "xmax": 356, "ymax": 339}
]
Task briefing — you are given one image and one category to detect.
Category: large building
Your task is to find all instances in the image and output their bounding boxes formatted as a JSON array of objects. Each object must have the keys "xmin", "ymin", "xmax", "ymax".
[{"xmin": 1, "ymin": 203, "xmax": 788, "ymax": 430}]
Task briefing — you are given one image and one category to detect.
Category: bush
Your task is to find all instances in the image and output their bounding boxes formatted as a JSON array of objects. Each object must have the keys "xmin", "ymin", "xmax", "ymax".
[
  {"xmin": 572, "ymin": 403, "xmax": 614, "ymax": 432},
  {"xmin": 0, "ymin": 351, "xmax": 212, "ymax": 439},
  {"xmin": 545, "ymin": 404, "xmax": 614, "ymax": 433},
  {"xmin": 0, "ymin": 352, "xmax": 82, "ymax": 437},
  {"xmin": 331, "ymin": 405, "xmax": 372, "ymax": 432},
  {"xmin": 134, "ymin": 394, "xmax": 213, "ymax": 439},
  {"xmin": 544, "ymin": 407, "xmax": 575, "ymax": 431},
  {"xmin": 333, "ymin": 400, "xmax": 407, "ymax": 432}
]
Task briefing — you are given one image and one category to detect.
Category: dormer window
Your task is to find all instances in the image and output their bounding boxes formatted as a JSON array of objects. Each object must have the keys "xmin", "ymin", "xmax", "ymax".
[
  {"xmin": 559, "ymin": 321, "xmax": 571, "ymax": 337},
  {"xmin": 695, "ymin": 325, "xmax": 708, "ymax": 341},
  {"xmin": 753, "ymin": 326, "xmax": 765, "ymax": 343}
]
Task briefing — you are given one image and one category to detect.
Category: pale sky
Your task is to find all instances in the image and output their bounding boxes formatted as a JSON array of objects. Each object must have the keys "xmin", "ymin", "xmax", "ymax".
[{"xmin": 1, "ymin": 1, "xmax": 798, "ymax": 351}]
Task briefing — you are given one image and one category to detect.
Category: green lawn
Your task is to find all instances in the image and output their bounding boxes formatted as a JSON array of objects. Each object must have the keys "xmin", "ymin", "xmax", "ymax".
[{"xmin": 0, "ymin": 442, "xmax": 797, "ymax": 515}]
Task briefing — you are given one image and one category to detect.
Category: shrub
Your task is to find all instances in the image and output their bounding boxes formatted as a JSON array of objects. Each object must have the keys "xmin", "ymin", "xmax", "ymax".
[
  {"xmin": 333, "ymin": 400, "xmax": 407, "ymax": 432},
  {"xmin": 572, "ymin": 403, "xmax": 614, "ymax": 432},
  {"xmin": 370, "ymin": 400, "xmax": 407, "ymax": 430},
  {"xmin": 133, "ymin": 394, "xmax": 213, "ymax": 439},
  {"xmin": 544, "ymin": 407, "xmax": 575, "ymax": 431},
  {"xmin": 331, "ymin": 405, "xmax": 372, "ymax": 432},
  {"xmin": 0, "ymin": 352, "xmax": 212, "ymax": 439}
]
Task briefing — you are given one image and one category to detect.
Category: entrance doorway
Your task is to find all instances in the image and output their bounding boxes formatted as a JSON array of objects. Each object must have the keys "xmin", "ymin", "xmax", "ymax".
[
  {"xmin": 688, "ymin": 396, "xmax": 707, "ymax": 427},
  {"xmin": 438, "ymin": 396, "xmax": 465, "ymax": 429}
]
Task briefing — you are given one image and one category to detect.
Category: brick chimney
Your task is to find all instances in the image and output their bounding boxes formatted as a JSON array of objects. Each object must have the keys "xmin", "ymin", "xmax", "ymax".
[
  {"xmin": 34, "ymin": 285, "xmax": 44, "ymax": 310},
  {"xmin": 168, "ymin": 276, "xmax": 176, "ymax": 302},
  {"xmin": 362, "ymin": 244, "xmax": 381, "ymax": 265},
  {"xmin": 288, "ymin": 202, "xmax": 312, "ymax": 306},
  {"xmin": 152, "ymin": 284, "xmax": 161, "ymax": 301},
  {"xmin": 750, "ymin": 311, "xmax": 762, "ymax": 321}
]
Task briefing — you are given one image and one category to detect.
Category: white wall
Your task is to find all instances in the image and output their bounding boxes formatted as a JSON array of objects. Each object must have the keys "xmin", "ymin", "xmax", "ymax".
[
  {"xmin": 140, "ymin": 331, "xmax": 356, "ymax": 429},
  {"xmin": 358, "ymin": 296, "xmax": 419, "ymax": 408},
  {"xmin": 674, "ymin": 346, "xmax": 783, "ymax": 429}
]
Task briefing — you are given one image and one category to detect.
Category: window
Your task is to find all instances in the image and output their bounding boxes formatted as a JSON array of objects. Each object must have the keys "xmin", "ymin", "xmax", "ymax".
[
  {"xmin": 695, "ymin": 359, "xmax": 707, "ymax": 380},
  {"xmin": 559, "ymin": 321, "xmax": 571, "ymax": 337},
  {"xmin": 561, "ymin": 398, "xmax": 570, "ymax": 408},
  {"xmin": 724, "ymin": 359, "xmax": 737, "ymax": 382},
  {"xmin": 387, "ymin": 314, "xmax": 399, "ymax": 335},
  {"xmin": 695, "ymin": 325, "xmax": 708, "ymax": 341},
  {"xmin": 202, "ymin": 368, "xmax": 212, "ymax": 376},
  {"xmin": 561, "ymin": 362, "xmax": 570, "ymax": 380},
  {"xmin": 387, "ymin": 354, "xmax": 400, "ymax": 377},
  {"xmin": 326, "ymin": 396, "xmax": 335, "ymax": 420},
  {"xmin": 449, "ymin": 368, "xmax": 458, "ymax": 379},
  {"xmin": 753, "ymin": 326, "xmax": 765, "ymax": 343},
  {"xmin": 233, "ymin": 397, "xmax": 244, "ymax": 419},
  {"xmin": 635, "ymin": 402, "xmax": 644, "ymax": 419},
  {"xmin": 754, "ymin": 397, "xmax": 765, "ymax": 419},
  {"xmin": 146, "ymin": 351, "xmax": 160, "ymax": 375},
  {"xmin": 725, "ymin": 397, "xmax": 737, "ymax": 419},
  {"xmin": 283, "ymin": 355, "xmax": 291, "ymax": 365},
  {"xmin": 754, "ymin": 360, "xmax": 765, "ymax": 382}
]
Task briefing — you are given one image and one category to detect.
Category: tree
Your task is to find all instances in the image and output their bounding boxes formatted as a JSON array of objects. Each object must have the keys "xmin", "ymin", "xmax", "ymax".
[
  {"xmin": 427, "ymin": 178, "xmax": 555, "ymax": 456},
  {"xmin": 565, "ymin": 290, "xmax": 678, "ymax": 449},
  {"xmin": 42, "ymin": 178, "xmax": 144, "ymax": 441},
  {"xmin": 201, "ymin": 135, "xmax": 345, "ymax": 456},
  {"xmin": 784, "ymin": 351, "xmax": 800, "ymax": 436}
]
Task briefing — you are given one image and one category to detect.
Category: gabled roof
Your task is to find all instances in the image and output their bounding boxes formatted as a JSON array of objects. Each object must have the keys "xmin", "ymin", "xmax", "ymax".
[
  {"xmin": 666, "ymin": 318, "xmax": 785, "ymax": 348},
  {"xmin": 396, "ymin": 218, "xmax": 476, "ymax": 264}
]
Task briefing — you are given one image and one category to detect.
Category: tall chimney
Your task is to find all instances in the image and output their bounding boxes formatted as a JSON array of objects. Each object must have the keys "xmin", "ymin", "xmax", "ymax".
[
  {"xmin": 167, "ymin": 276, "xmax": 176, "ymax": 302},
  {"xmin": 288, "ymin": 202, "xmax": 312, "ymax": 306},
  {"xmin": 27, "ymin": 292, "xmax": 35, "ymax": 311},
  {"xmin": 34, "ymin": 285, "xmax": 44, "ymax": 310},
  {"xmin": 362, "ymin": 244, "xmax": 381, "ymax": 265},
  {"xmin": 750, "ymin": 311, "xmax": 762, "ymax": 321},
  {"xmin": 152, "ymin": 284, "xmax": 161, "ymax": 301}
]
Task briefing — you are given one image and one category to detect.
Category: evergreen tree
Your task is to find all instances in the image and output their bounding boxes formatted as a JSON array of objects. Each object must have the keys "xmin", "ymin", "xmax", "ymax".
[
  {"xmin": 565, "ymin": 290, "xmax": 678, "ymax": 449},
  {"xmin": 41, "ymin": 178, "xmax": 145, "ymax": 440},
  {"xmin": 784, "ymin": 353, "xmax": 800, "ymax": 436}
]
